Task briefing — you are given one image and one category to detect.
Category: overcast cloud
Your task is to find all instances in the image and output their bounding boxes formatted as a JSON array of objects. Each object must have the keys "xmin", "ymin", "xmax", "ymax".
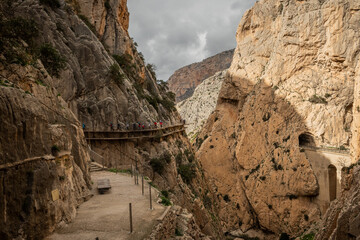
[{"xmin": 127, "ymin": 0, "xmax": 256, "ymax": 81}]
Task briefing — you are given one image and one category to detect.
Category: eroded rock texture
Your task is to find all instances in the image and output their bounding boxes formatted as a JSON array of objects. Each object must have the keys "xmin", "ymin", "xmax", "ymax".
[
  {"xmin": 0, "ymin": 0, "xmax": 217, "ymax": 238},
  {"xmin": 168, "ymin": 49, "xmax": 233, "ymax": 102},
  {"xmin": 315, "ymin": 165, "xmax": 360, "ymax": 240},
  {"xmin": 0, "ymin": 63, "xmax": 91, "ymax": 239},
  {"xmin": 177, "ymin": 70, "xmax": 226, "ymax": 140},
  {"xmin": 197, "ymin": 0, "xmax": 360, "ymax": 236}
]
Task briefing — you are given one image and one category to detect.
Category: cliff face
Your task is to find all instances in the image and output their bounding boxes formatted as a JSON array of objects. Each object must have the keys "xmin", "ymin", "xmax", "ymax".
[
  {"xmin": 0, "ymin": 0, "xmax": 217, "ymax": 238},
  {"xmin": 177, "ymin": 70, "xmax": 226, "ymax": 140},
  {"xmin": 315, "ymin": 164, "xmax": 360, "ymax": 240},
  {"xmin": 168, "ymin": 49, "xmax": 234, "ymax": 102},
  {"xmin": 197, "ymin": 0, "xmax": 360, "ymax": 236},
  {"xmin": 0, "ymin": 35, "xmax": 91, "ymax": 239}
]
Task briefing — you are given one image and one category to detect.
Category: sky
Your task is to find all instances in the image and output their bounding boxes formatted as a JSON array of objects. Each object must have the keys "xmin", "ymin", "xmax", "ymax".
[{"xmin": 127, "ymin": 0, "xmax": 256, "ymax": 81}]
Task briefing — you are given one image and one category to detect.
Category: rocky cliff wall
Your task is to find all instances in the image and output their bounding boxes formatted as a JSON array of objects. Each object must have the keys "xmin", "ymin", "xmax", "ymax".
[
  {"xmin": 0, "ymin": 0, "xmax": 220, "ymax": 238},
  {"xmin": 315, "ymin": 163, "xmax": 360, "ymax": 240},
  {"xmin": 197, "ymin": 0, "xmax": 360, "ymax": 237},
  {"xmin": 168, "ymin": 49, "xmax": 233, "ymax": 102},
  {"xmin": 0, "ymin": 58, "xmax": 91, "ymax": 239},
  {"xmin": 177, "ymin": 70, "xmax": 226, "ymax": 141}
]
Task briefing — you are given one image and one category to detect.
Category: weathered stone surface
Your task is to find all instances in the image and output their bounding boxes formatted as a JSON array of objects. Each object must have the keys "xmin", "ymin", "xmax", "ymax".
[
  {"xmin": 315, "ymin": 165, "xmax": 360, "ymax": 240},
  {"xmin": 0, "ymin": 1, "xmax": 218, "ymax": 239},
  {"xmin": 146, "ymin": 206, "xmax": 212, "ymax": 240},
  {"xmin": 168, "ymin": 49, "xmax": 233, "ymax": 102},
  {"xmin": 177, "ymin": 70, "xmax": 226, "ymax": 140},
  {"xmin": 197, "ymin": 0, "xmax": 360, "ymax": 236},
  {"xmin": 0, "ymin": 62, "xmax": 91, "ymax": 239}
]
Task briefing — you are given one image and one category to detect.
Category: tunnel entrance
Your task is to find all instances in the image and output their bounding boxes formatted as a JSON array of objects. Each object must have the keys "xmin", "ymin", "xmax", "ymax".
[
  {"xmin": 298, "ymin": 133, "xmax": 315, "ymax": 147},
  {"xmin": 328, "ymin": 164, "xmax": 337, "ymax": 201}
]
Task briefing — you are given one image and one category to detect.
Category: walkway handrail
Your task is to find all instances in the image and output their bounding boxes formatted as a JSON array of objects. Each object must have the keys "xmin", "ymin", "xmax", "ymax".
[
  {"xmin": 0, "ymin": 151, "xmax": 71, "ymax": 170},
  {"xmin": 84, "ymin": 124, "xmax": 184, "ymax": 134},
  {"xmin": 300, "ymin": 145, "xmax": 350, "ymax": 154},
  {"xmin": 84, "ymin": 124, "xmax": 185, "ymax": 141}
]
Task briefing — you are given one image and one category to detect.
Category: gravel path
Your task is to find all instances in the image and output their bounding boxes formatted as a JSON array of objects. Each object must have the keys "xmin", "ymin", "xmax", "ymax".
[{"xmin": 47, "ymin": 171, "xmax": 166, "ymax": 240}]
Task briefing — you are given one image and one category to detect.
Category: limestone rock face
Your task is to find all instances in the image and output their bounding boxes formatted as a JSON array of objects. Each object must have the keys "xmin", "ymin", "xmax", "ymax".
[
  {"xmin": 315, "ymin": 165, "xmax": 360, "ymax": 239},
  {"xmin": 168, "ymin": 49, "xmax": 234, "ymax": 102},
  {"xmin": 73, "ymin": 0, "xmax": 130, "ymax": 55},
  {"xmin": 177, "ymin": 70, "xmax": 226, "ymax": 140},
  {"xmin": 0, "ymin": 62, "xmax": 91, "ymax": 239},
  {"xmin": 197, "ymin": 0, "xmax": 360, "ymax": 236}
]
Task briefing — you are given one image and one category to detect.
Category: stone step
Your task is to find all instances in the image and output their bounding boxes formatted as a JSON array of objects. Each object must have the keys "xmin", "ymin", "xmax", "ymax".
[{"xmin": 89, "ymin": 162, "xmax": 105, "ymax": 172}]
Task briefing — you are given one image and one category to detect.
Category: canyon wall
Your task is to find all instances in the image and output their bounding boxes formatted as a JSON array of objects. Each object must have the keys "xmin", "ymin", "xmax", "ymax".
[
  {"xmin": 168, "ymin": 49, "xmax": 233, "ymax": 102},
  {"xmin": 177, "ymin": 70, "xmax": 226, "ymax": 141},
  {"xmin": 0, "ymin": 0, "xmax": 218, "ymax": 238},
  {"xmin": 0, "ymin": 45, "xmax": 91, "ymax": 239},
  {"xmin": 197, "ymin": 0, "xmax": 360, "ymax": 237}
]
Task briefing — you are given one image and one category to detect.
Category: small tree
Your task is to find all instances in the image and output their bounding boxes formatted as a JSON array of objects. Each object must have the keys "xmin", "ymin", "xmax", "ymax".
[{"xmin": 146, "ymin": 63, "xmax": 157, "ymax": 79}]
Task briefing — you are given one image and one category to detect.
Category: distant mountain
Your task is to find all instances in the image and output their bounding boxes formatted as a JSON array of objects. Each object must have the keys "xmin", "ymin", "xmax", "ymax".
[{"xmin": 168, "ymin": 49, "xmax": 233, "ymax": 102}]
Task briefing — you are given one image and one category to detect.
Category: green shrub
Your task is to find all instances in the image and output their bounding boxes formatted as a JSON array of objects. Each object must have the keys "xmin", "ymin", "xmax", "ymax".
[
  {"xmin": 40, "ymin": 0, "xmax": 61, "ymax": 9},
  {"xmin": 0, "ymin": 17, "xmax": 38, "ymax": 42},
  {"xmin": 104, "ymin": 0, "xmax": 110, "ymax": 10},
  {"xmin": 178, "ymin": 163, "xmax": 195, "ymax": 184},
  {"xmin": 175, "ymin": 152, "xmax": 183, "ymax": 165},
  {"xmin": 113, "ymin": 54, "xmax": 136, "ymax": 77},
  {"xmin": 109, "ymin": 64, "xmax": 124, "ymax": 84},
  {"xmin": 0, "ymin": 17, "xmax": 39, "ymax": 65},
  {"xmin": 309, "ymin": 94, "xmax": 327, "ymax": 104},
  {"xmin": 300, "ymin": 232, "xmax": 315, "ymax": 240},
  {"xmin": 184, "ymin": 149, "xmax": 194, "ymax": 163},
  {"xmin": 150, "ymin": 157, "xmax": 166, "ymax": 174},
  {"xmin": 160, "ymin": 152, "xmax": 172, "ymax": 164},
  {"xmin": 161, "ymin": 190, "xmax": 169, "ymax": 198},
  {"xmin": 145, "ymin": 95, "xmax": 159, "ymax": 110},
  {"xmin": 159, "ymin": 97, "xmax": 176, "ymax": 111},
  {"xmin": 133, "ymin": 82, "xmax": 145, "ymax": 99},
  {"xmin": 108, "ymin": 168, "xmax": 132, "ymax": 174},
  {"xmin": 196, "ymin": 137, "xmax": 204, "ymax": 148},
  {"xmin": 203, "ymin": 195, "xmax": 212, "ymax": 209},
  {"xmin": 78, "ymin": 15, "xmax": 96, "ymax": 35},
  {"xmin": 38, "ymin": 43, "xmax": 66, "ymax": 77},
  {"xmin": 339, "ymin": 145, "xmax": 347, "ymax": 150},
  {"xmin": 279, "ymin": 233, "xmax": 290, "ymax": 240},
  {"xmin": 175, "ymin": 228, "xmax": 183, "ymax": 236},
  {"xmin": 146, "ymin": 63, "xmax": 157, "ymax": 79},
  {"xmin": 160, "ymin": 196, "xmax": 171, "ymax": 206},
  {"xmin": 51, "ymin": 145, "xmax": 60, "ymax": 152}
]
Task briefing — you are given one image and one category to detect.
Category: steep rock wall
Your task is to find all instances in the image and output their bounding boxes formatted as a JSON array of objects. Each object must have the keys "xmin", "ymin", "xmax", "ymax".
[
  {"xmin": 197, "ymin": 0, "xmax": 360, "ymax": 236},
  {"xmin": 0, "ymin": 62, "xmax": 91, "ymax": 239},
  {"xmin": 168, "ymin": 49, "xmax": 233, "ymax": 102},
  {"xmin": 177, "ymin": 70, "xmax": 226, "ymax": 140}
]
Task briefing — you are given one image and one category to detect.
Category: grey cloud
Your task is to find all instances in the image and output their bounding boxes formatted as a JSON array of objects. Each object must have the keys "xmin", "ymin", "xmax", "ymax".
[{"xmin": 127, "ymin": 0, "xmax": 256, "ymax": 80}]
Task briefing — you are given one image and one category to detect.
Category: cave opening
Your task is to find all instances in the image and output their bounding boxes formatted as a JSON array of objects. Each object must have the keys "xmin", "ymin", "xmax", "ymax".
[{"xmin": 298, "ymin": 133, "xmax": 315, "ymax": 147}]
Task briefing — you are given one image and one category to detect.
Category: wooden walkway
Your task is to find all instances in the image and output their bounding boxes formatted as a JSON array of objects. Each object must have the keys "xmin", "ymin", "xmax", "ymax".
[{"xmin": 84, "ymin": 124, "xmax": 185, "ymax": 141}]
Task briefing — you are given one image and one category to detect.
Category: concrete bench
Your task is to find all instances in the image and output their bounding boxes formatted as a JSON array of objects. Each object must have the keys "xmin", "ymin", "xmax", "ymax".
[{"xmin": 97, "ymin": 178, "xmax": 111, "ymax": 194}]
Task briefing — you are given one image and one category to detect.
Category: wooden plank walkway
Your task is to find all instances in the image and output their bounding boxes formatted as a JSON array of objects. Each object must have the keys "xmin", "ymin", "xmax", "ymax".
[{"xmin": 84, "ymin": 124, "xmax": 185, "ymax": 141}]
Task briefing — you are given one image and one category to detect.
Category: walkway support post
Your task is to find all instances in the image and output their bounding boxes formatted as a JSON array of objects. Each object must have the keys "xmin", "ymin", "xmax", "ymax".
[
  {"xmin": 131, "ymin": 162, "xmax": 133, "ymax": 177},
  {"xmin": 149, "ymin": 184, "xmax": 152, "ymax": 210},
  {"xmin": 129, "ymin": 203, "xmax": 133, "ymax": 233},
  {"xmin": 142, "ymin": 176, "xmax": 144, "ymax": 195}
]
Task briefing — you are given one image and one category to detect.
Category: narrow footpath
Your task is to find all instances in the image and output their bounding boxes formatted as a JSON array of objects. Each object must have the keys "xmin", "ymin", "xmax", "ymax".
[{"xmin": 47, "ymin": 171, "xmax": 166, "ymax": 240}]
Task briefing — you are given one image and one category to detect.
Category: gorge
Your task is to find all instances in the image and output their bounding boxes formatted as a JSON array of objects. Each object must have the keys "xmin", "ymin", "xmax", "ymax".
[{"xmin": 1, "ymin": 0, "xmax": 360, "ymax": 239}]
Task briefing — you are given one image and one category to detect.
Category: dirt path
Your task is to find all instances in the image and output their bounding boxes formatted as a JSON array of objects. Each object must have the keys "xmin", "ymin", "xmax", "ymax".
[{"xmin": 47, "ymin": 171, "xmax": 166, "ymax": 240}]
